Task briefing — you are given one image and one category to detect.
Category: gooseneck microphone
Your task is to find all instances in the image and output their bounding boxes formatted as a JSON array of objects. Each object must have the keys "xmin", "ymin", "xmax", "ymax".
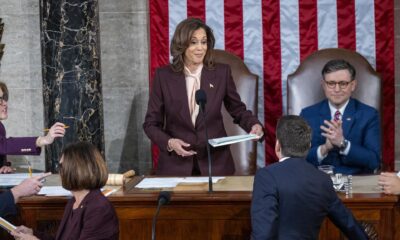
[
  {"xmin": 195, "ymin": 89, "xmax": 213, "ymax": 192},
  {"xmin": 152, "ymin": 191, "xmax": 171, "ymax": 240}
]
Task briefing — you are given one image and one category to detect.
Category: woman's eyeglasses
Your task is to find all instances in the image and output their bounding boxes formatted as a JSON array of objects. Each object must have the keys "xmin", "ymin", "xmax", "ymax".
[{"xmin": 0, "ymin": 96, "xmax": 8, "ymax": 105}]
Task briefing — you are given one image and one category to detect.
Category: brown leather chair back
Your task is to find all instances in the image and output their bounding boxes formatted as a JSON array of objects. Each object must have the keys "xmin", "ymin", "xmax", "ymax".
[
  {"xmin": 287, "ymin": 48, "xmax": 381, "ymax": 115},
  {"xmin": 213, "ymin": 49, "xmax": 258, "ymax": 175}
]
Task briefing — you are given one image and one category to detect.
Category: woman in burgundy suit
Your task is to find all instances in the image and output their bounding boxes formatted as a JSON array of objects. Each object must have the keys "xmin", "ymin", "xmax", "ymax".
[
  {"xmin": 0, "ymin": 81, "xmax": 66, "ymax": 173},
  {"xmin": 143, "ymin": 18, "xmax": 264, "ymax": 176},
  {"xmin": 11, "ymin": 142, "xmax": 119, "ymax": 240}
]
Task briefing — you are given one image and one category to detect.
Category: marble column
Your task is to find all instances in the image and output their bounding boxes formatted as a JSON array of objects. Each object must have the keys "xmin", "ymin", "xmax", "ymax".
[{"xmin": 40, "ymin": 0, "xmax": 104, "ymax": 172}]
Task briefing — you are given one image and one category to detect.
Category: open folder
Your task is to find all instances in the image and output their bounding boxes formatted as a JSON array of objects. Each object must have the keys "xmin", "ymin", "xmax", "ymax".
[{"xmin": 208, "ymin": 134, "xmax": 259, "ymax": 147}]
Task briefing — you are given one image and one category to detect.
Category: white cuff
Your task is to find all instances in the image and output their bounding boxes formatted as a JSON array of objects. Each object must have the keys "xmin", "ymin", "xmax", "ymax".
[{"xmin": 317, "ymin": 146, "xmax": 327, "ymax": 163}]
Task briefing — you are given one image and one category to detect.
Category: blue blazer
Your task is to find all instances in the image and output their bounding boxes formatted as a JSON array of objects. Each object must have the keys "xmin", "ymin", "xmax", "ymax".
[
  {"xmin": 251, "ymin": 158, "xmax": 368, "ymax": 240},
  {"xmin": 0, "ymin": 190, "xmax": 16, "ymax": 217},
  {"xmin": 300, "ymin": 98, "xmax": 380, "ymax": 174}
]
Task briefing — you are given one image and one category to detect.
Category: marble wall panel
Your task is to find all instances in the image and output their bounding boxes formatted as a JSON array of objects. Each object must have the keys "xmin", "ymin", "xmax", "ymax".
[
  {"xmin": 0, "ymin": 0, "xmax": 45, "ymax": 169},
  {"xmin": 100, "ymin": 1, "xmax": 151, "ymax": 174}
]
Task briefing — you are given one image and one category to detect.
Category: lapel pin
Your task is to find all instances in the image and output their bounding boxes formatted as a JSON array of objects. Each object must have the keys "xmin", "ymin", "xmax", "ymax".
[
  {"xmin": 209, "ymin": 83, "xmax": 214, "ymax": 88},
  {"xmin": 346, "ymin": 117, "xmax": 351, "ymax": 121}
]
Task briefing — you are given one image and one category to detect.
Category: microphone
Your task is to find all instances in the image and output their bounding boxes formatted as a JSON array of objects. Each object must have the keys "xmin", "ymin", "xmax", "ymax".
[
  {"xmin": 195, "ymin": 89, "xmax": 213, "ymax": 192},
  {"xmin": 195, "ymin": 89, "xmax": 207, "ymax": 112},
  {"xmin": 152, "ymin": 191, "xmax": 171, "ymax": 240}
]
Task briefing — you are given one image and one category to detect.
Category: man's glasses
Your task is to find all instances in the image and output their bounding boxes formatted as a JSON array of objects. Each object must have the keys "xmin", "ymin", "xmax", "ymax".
[
  {"xmin": 324, "ymin": 80, "xmax": 353, "ymax": 89},
  {"xmin": 0, "ymin": 96, "xmax": 8, "ymax": 105}
]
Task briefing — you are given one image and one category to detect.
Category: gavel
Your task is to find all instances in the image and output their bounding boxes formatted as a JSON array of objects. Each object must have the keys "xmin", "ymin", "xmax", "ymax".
[{"xmin": 106, "ymin": 170, "xmax": 135, "ymax": 185}]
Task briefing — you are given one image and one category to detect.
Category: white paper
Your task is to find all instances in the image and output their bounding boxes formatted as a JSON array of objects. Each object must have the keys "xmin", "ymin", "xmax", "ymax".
[
  {"xmin": 135, "ymin": 177, "xmax": 225, "ymax": 189},
  {"xmin": 208, "ymin": 134, "xmax": 259, "ymax": 147},
  {"xmin": 135, "ymin": 178, "xmax": 182, "ymax": 189},
  {"xmin": 0, "ymin": 173, "xmax": 43, "ymax": 187},
  {"xmin": 181, "ymin": 177, "xmax": 225, "ymax": 183},
  {"xmin": 38, "ymin": 186, "xmax": 72, "ymax": 196}
]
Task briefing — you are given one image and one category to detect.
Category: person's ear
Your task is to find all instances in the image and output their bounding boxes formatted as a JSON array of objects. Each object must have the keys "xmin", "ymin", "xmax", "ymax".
[{"xmin": 275, "ymin": 140, "xmax": 281, "ymax": 158}]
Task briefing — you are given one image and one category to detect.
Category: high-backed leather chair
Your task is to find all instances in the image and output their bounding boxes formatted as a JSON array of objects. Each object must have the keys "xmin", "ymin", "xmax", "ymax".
[
  {"xmin": 213, "ymin": 49, "xmax": 258, "ymax": 175},
  {"xmin": 287, "ymin": 48, "xmax": 381, "ymax": 115}
]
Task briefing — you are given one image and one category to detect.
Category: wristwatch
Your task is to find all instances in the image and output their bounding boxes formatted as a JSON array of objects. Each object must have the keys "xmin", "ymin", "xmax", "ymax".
[{"xmin": 339, "ymin": 139, "xmax": 349, "ymax": 151}]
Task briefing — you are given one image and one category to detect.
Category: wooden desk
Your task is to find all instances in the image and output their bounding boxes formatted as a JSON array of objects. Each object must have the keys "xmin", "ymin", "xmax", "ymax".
[{"xmin": 3, "ymin": 176, "xmax": 399, "ymax": 240}]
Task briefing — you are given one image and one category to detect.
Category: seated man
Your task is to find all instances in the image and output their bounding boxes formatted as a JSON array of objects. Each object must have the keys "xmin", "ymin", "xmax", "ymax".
[
  {"xmin": 300, "ymin": 59, "xmax": 380, "ymax": 174},
  {"xmin": 0, "ymin": 173, "xmax": 50, "ymax": 217},
  {"xmin": 251, "ymin": 115, "xmax": 367, "ymax": 239}
]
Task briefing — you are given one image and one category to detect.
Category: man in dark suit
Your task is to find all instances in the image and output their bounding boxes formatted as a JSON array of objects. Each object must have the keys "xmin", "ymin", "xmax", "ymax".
[
  {"xmin": 300, "ymin": 59, "xmax": 380, "ymax": 174},
  {"xmin": 251, "ymin": 115, "xmax": 368, "ymax": 240},
  {"xmin": 0, "ymin": 173, "xmax": 49, "ymax": 217}
]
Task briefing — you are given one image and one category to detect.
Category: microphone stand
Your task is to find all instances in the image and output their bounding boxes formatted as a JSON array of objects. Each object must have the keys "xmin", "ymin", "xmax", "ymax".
[
  {"xmin": 152, "ymin": 191, "xmax": 171, "ymax": 240},
  {"xmin": 199, "ymin": 105, "xmax": 213, "ymax": 192}
]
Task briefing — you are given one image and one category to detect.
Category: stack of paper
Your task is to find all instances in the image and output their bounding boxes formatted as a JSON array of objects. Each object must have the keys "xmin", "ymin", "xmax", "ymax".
[
  {"xmin": 208, "ymin": 134, "xmax": 259, "ymax": 147},
  {"xmin": 135, "ymin": 177, "xmax": 225, "ymax": 189}
]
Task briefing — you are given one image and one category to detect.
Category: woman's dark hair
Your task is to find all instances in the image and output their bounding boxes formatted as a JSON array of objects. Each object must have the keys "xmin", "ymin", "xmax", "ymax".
[
  {"xmin": 60, "ymin": 141, "xmax": 108, "ymax": 191},
  {"xmin": 170, "ymin": 18, "xmax": 215, "ymax": 72},
  {"xmin": 0, "ymin": 81, "xmax": 9, "ymax": 101}
]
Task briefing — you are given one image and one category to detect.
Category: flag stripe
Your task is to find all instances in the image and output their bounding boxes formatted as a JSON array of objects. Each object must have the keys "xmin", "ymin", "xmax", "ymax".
[
  {"xmin": 168, "ymin": 0, "xmax": 187, "ymax": 49},
  {"xmin": 374, "ymin": 0, "xmax": 395, "ymax": 170},
  {"xmin": 299, "ymin": 0, "xmax": 318, "ymax": 61},
  {"xmin": 280, "ymin": 1, "xmax": 300, "ymax": 115},
  {"xmin": 355, "ymin": 0, "xmax": 376, "ymax": 68},
  {"xmin": 262, "ymin": 0, "xmax": 282, "ymax": 164},
  {"xmin": 243, "ymin": 0, "xmax": 265, "ymax": 167},
  {"xmin": 187, "ymin": 0, "xmax": 205, "ymax": 21},
  {"xmin": 149, "ymin": 0, "xmax": 170, "ymax": 168},
  {"xmin": 206, "ymin": 0, "xmax": 225, "ymax": 50},
  {"xmin": 317, "ymin": 0, "xmax": 338, "ymax": 49},
  {"xmin": 224, "ymin": 0, "xmax": 244, "ymax": 59},
  {"xmin": 337, "ymin": 0, "xmax": 356, "ymax": 50}
]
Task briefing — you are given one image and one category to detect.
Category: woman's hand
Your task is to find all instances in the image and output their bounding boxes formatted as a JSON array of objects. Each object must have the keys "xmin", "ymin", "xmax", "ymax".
[
  {"xmin": 250, "ymin": 124, "xmax": 264, "ymax": 139},
  {"xmin": 36, "ymin": 122, "xmax": 66, "ymax": 147},
  {"xmin": 378, "ymin": 172, "xmax": 400, "ymax": 195},
  {"xmin": 0, "ymin": 165, "xmax": 14, "ymax": 173},
  {"xmin": 168, "ymin": 138, "xmax": 197, "ymax": 157}
]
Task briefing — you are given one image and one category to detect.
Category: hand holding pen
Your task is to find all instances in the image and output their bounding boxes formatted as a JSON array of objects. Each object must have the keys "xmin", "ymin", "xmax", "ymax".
[{"xmin": 36, "ymin": 122, "xmax": 67, "ymax": 147}]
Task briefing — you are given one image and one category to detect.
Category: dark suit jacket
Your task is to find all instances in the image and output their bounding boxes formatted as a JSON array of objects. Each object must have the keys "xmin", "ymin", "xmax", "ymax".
[
  {"xmin": 0, "ymin": 122, "xmax": 41, "ymax": 168},
  {"xmin": 300, "ymin": 98, "xmax": 380, "ymax": 174},
  {"xmin": 54, "ymin": 189, "xmax": 119, "ymax": 240},
  {"xmin": 0, "ymin": 190, "xmax": 16, "ymax": 217},
  {"xmin": 251, "ymin": 158, "xmax": 368, "ymax": 240},
  {"xmin": 143, "ymin": 63, "xmax": 261, "ymax": 176}
]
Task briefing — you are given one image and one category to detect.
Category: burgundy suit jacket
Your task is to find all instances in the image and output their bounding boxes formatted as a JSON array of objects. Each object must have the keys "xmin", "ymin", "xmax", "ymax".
[
  {"xmin": 54, "ymin": 189, "xmax": 119, "ymax": 240},
  {"xmin": 0, "ymin": 122, "xmax": 41, "ymax": 168},
  {"xmin": 143, "ymin": 63, "xmax": 261, "ymax": 176}
]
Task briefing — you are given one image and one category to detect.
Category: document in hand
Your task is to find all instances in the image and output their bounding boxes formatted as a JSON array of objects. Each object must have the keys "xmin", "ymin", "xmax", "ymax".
[
  {"xmin": 0, "ymin": 216, "xmax": 16, "ymax": 233},
  {"xmin": 208, "ymin": 134, "xmax": 259, "ymax": 147}
]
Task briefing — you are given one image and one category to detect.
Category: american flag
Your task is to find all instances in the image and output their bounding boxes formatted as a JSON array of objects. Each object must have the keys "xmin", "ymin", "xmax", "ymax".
[{"xmin": 149, "ymin": 0, "xmax": 394, "ymax": 169}]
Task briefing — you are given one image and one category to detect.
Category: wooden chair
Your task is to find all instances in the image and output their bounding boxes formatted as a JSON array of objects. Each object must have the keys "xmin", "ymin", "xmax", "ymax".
[
  {"xmin": 213, "ymin": 49, "xmax": 258, "ymax": 175},
  {"xmin": 287, "ymin": 48, "xmax": 381, "ymax": 115}
]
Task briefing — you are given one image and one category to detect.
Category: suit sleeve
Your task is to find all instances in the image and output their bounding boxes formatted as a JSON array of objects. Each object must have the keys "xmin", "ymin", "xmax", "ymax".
[
  {"xmin": 251, "ymin": 169, "xmax": 279, "ymax": 240},
  {"xmin": 0, "ymin": 190, "xmax": 17, "ymax": 217},
  {"xmin": 327, "ymin": 196, "xmax": 368, "ymax": 240},
  {"xmin": 343, "ymin": 110, "xmax": 381, "ymax": 171},
  {"xmin": 223, "ymin": 65, "xmax": 262, "ymax": 133},
  {"xmin": 0, "ymin": 136, "xmax": 41, "ymax": 156},
  {"xmin": 300, "ymin": 110, "xmax": 320, "ymax": 167},
  {"xmin": 143, "ymin": 69, "xmax": 172, "ymax": 151}
]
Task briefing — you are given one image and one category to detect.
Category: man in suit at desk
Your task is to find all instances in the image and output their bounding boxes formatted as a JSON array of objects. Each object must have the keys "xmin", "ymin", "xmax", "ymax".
[
  {"xmin": 0, "ymin": 173, "xmax": 49, "ymax": 217},
  {"xmin": 251, "ymin": 115, "xmax": 367, "ymax": 239},
  {"xmin": 300, "ymin": 59, "xmax": 380, "ymax": 174}
]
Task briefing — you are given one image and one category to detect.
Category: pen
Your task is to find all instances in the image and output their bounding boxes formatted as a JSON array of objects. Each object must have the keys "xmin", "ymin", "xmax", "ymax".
[
  {"xmin": 26, "ymin": 160, "xmax": 32, "ymax": 177},
  {"xmin": 43, "ymin": 125, "xmax": 69, "ymax": 132}
]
